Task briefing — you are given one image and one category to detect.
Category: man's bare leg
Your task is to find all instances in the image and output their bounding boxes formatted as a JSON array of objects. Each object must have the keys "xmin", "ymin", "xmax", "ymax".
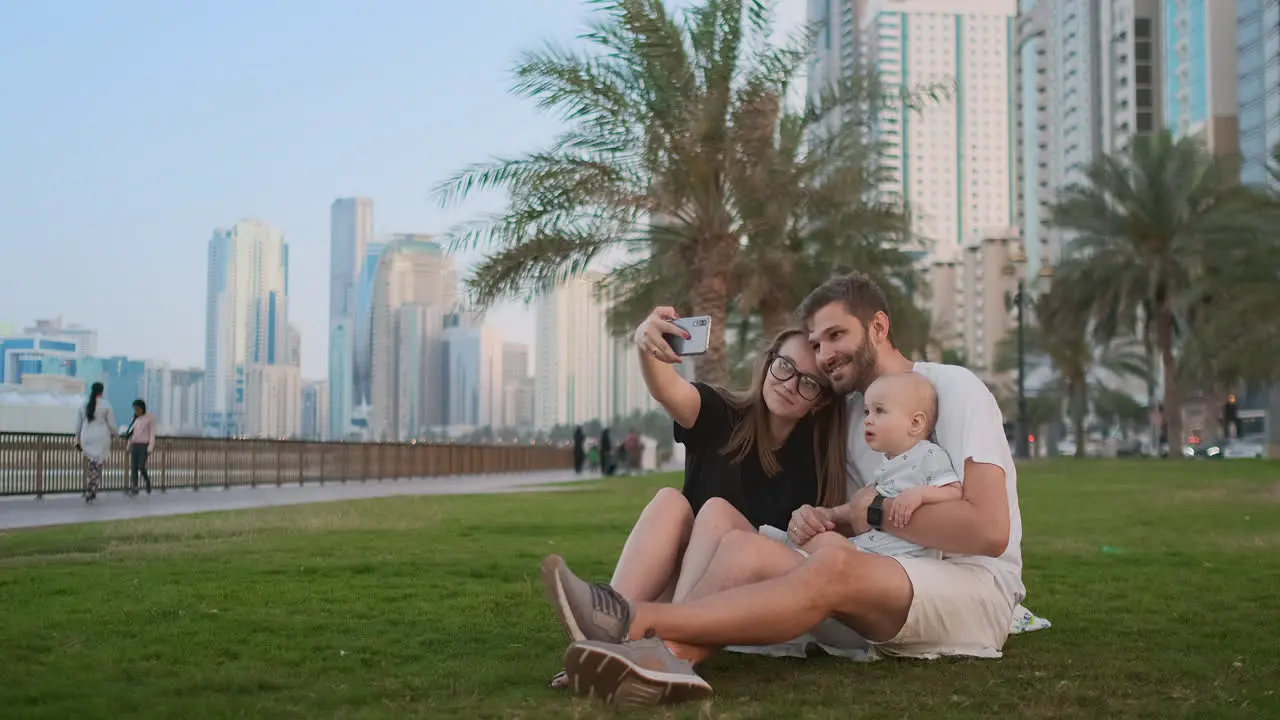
[
  {"xmin": 683, "ymin": 530, "xmax": 851, "ymax": 603},
  {"xmin": 627, "ymin": 544, "xmax": 914, "ymax": 647}
]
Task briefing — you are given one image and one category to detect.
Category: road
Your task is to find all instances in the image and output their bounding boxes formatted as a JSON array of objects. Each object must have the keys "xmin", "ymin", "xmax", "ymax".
[{"xmin": 0, "ymin": 469, "xmax": 609, "ymax": 530}]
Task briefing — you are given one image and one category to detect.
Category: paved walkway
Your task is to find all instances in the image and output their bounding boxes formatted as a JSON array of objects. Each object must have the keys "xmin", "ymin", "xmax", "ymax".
[{"xmin": 0, "ymin": 469, "xmax": 608, "ymax": 530}]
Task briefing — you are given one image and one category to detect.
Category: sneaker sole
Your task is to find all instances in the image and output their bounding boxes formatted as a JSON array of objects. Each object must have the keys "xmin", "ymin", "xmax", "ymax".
[
  {"xmin": 564, "ymin": 642, "xmax": 713, "ymax": 708},
  {"xmin": 540, "ymin": 555, "xmax": 588, "ymax": 643}
]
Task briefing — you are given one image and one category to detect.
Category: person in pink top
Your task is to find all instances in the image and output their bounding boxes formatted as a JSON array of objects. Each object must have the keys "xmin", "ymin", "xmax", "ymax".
[{"xmin": 125, "ymin": 399, "xmax": 157, "ymax": 495}]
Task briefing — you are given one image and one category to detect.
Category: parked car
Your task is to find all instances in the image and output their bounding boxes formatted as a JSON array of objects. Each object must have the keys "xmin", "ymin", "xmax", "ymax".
[
  {"xmin": 1184, "ymin": 435, "xmax": 1266, "ymax": 459},
  {"xmin": 1223, "ymin": 435, "xmax": 1265, "ymax": 459}
]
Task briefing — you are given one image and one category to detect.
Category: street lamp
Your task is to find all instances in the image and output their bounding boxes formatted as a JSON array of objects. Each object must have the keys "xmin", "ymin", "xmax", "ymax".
[{"xmin": 1004, "ymin": 251, "xmax": 1029, "ymax": 459}]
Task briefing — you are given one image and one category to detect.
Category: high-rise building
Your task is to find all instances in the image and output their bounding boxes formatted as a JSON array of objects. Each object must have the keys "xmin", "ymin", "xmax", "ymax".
[
  {"xmin": 203, "ymin": 219, "xmax": 290, "ymax": 437},
  {"xmin": 287, "ymin": 324, "xmax": 302, "ymax": 368},
  {"xmin": 853, "ymin": 0, "xmax": 1017, "ymax": 263},
  {"xmin": 328, "ymin": 197, "xmax": 374, "ymax": 441},
  {"xmin": 502, "ymin": 343, "xmax": 529, "ymax": 390},
  {"xmin": 165, "ymin": 368, "xmax": 205, "ymax": 436},
  {"xmin": 301, "ymin": 380, "xmax": 329, "ymax": 440},
  {"xmin": 1237, "ymin": 0, "xmax": 1279, "ymax": 184},
  {"xmin": 608, "ymin": 335, "xmax": 659, "ymax": 420},
  {"xmin": 442, "ymin": 316, "xmax": 504, "ymax": 428},
  {"xmin": 245, "ymin": 364, "xmax": 301, "ymax": 439},
  {"xmin": 807, "ymin": 0, "xmax": 863, "ymax": 126},
  {"xmin": 1101, "ymin": 1, "xmax": 1165, "ymax": 154},
  {"xmin": 501, "ymin": 342, "xmax": 535, "ymax": 428},
  {"xmin": 328, "ymin": 320, "xmax": 353, "ymax": 438},
  {"xmin": 369, "ymin": 235, "xmax": 457, "ymax": 440},
  {"xmin": 141, "ymin": 363, "xmax": 172, "ymax": 433},
  {"xmin": 1165, "ymin": 0, "xmax": 1238, "ymax": 153},
  {"xmin": 921, "ymin": 228, "xmax": 1020, "ymax": 379},
  {"xmin": 1015, "ymin": 0, "xmax": 1164, "ymax": 273},
  {"xmin": 534, "ymin": 272, "xmax": 613, "ymax": 429},
  {"xmin": 354, "ymin": 240, "xmax": 386, "ymax": 409}
]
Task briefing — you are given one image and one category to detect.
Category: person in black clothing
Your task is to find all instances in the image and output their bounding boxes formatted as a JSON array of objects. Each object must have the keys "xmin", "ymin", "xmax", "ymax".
[
  {"xmin": 548, "ymin": 306, "xmax": 848, "ymax": 688},
  {"xmin": 600, "ymin": 428, "xmax": 614, "ymax": 476},
  {"xmin": 572, "ymin": 426, "xmax": 586, "ymax": 473}
]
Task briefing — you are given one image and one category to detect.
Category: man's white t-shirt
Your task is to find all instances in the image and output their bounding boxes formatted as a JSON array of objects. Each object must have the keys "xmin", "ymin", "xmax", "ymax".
[{"xmin": 845, "ymin": 362, "xmax": 1026, "ymax": 605}]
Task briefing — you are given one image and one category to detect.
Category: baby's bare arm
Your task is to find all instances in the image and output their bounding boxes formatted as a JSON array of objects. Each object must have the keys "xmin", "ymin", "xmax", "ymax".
[
  {"xmin": 887, "ymin": 482, "xmax": 962, "ymax": 528},
  {"xmin": 915, "ymin": 482, "xmax": 962, "ymax": 506}
]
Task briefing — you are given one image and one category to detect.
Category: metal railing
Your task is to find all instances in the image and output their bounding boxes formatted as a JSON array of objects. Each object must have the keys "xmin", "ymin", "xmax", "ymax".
[{"xmin": 0, "ymin": 432, "xmax": 572, "ymax": 497}]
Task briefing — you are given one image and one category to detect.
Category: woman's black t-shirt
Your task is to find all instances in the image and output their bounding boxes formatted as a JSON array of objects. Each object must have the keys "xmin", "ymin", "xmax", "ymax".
[{"xmin": 675, "ymin": 382, "xmax": 820, "ymax": 530}]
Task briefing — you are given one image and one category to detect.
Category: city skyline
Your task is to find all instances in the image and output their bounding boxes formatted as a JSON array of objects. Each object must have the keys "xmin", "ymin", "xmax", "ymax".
[{"xmin": 0, "ymin": 0, "xmax": 807, "ymax": 380}]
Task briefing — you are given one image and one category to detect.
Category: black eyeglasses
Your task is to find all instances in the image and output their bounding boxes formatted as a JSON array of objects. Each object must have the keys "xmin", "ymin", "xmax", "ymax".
[{"xmin": 768, "ymin": 354, "xmax": 825, "ymax": 401}]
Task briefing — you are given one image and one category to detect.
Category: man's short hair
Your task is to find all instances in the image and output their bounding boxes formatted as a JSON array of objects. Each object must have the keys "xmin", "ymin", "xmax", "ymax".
[{"xmin": 796, "ymin": 271, "xmax": 891, "ymax": 328}]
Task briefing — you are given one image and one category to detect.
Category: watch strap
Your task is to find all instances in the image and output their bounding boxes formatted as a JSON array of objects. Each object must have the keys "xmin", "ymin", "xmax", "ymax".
[{"xmin": 867, "ymin": 492, "xmax": 886, "ymax": 530}]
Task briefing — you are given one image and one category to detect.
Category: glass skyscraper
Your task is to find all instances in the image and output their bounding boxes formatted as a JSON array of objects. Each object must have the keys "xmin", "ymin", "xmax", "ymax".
[
  {"xmin": 203, "ymin": 220, "xmax": 290, "ymax": 437},
  {"xmin": 1238, "ymin": 0, "xmax": 1280, "ymax": 184}
]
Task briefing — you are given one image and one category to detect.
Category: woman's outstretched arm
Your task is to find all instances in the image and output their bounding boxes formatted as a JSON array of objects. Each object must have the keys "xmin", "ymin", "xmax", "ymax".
[{"xmin": 634, "ymin": 306, "xmax": 702, "ymax": 429}]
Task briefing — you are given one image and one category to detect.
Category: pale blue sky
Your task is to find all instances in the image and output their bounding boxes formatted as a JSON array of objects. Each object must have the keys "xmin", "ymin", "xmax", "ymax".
[{"xmin": 0, "ymin": 0, "xmax": 802, "ymax": 378}]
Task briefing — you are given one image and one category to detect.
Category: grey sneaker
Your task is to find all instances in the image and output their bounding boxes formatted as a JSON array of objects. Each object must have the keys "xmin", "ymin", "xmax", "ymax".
[
  {"xmin": 562, "ymin": 637, "xmax": 713, "ymax": 708},
  {"xmin": 540, "ymin": 554, "xmax": 632, "ymax": 643}
]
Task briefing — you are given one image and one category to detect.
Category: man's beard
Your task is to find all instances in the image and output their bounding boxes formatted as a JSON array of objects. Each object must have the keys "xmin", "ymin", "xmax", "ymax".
[{"xmin": 827, "ymin": 332, "xmax": 878, "ymax": 395}]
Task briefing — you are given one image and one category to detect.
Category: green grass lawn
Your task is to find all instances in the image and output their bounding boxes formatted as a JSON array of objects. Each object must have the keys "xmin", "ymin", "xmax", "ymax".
[{"xmin": 2, "ymin": 460, "xmax": 1279, "ymax": 719}]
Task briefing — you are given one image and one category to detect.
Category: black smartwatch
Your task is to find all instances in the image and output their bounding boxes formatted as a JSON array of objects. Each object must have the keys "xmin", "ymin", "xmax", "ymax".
[{"xmin": 866, "ymin": 493, "xmax": 887, "ymax": 531}]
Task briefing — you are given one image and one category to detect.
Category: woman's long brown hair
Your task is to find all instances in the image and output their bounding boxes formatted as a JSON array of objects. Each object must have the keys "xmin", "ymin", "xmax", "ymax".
[{"xmin": 714, "ymin": 328, "xmax": 848, "ymax": 508}]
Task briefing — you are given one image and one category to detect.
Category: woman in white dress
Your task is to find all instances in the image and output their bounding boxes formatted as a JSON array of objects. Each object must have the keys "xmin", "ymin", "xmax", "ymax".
[{"xmin": 73, "ymin": 382, "xmax": 117, "ymax": 502}]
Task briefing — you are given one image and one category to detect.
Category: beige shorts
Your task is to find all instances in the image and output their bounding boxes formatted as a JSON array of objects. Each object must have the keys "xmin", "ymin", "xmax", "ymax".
[{"xmin": 876, "ymin": 557, "xmax": 1015, "ymax": 659}]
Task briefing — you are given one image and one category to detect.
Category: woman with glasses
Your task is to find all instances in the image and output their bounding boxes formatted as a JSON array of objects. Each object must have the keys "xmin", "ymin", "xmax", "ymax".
[{"xmin": 548, "ymin": 306, "xmax": 847, "ymax": 687}]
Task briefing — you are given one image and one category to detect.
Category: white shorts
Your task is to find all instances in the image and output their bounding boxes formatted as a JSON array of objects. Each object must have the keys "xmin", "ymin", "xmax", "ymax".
[
  {"xmin": 876, "ymin": 557, "xmax": 1015, "ymax": 659},
  {"xmin": 742, "ymin": 528, "xmax": 1015, "ymax": 661}
]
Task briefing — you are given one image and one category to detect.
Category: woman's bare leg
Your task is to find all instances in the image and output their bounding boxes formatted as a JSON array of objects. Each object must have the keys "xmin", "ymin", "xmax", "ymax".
[
  {"xmin": 670, "ymin": 498, "xmax": 755, "ymax": 603},
  {"xmin": 609, "ymin": 487, "xmax": 695, "ymax": 602},
  {"xmin": 550, "ymin": 487, "xmax": 693, "ymax": 688},
  {"xmin": 665, "ymin": 527, "xmax": 810, "ymax": 663}
]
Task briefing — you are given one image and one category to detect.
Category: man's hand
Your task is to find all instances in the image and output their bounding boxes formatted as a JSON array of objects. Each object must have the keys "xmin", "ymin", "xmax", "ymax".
[
  {"xmin": 889, "ymin": 488, "xmax": 926, "ymax": 528},
  {"xmin": 833, "ymin": 485, "xmax": 879, "ymax": 536},
  {"xmin": 787, "ymin": 505, "xmax": 835, "ymax": 545}
]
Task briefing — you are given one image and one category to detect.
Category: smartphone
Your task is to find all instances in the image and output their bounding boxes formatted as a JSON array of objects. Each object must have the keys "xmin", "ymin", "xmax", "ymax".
[{"xmin": 663, "ymin": 315, "xmax": 712, "ymax": 356}]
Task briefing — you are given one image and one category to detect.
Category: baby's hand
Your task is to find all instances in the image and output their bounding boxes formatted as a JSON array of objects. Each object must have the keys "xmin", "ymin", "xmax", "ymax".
[{"xmin": 889, "ymin": 488, "xmax": 926, "ymax": 528}]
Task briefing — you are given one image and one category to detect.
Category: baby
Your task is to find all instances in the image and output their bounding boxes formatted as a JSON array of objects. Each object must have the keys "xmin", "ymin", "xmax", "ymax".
[
  {"xmin": 766, "ymin": 371, "xmax": 961, "ymax": 559},
  {"xmin": 851, "ymin": 371, "xmax": 961, "ymax": 559}
]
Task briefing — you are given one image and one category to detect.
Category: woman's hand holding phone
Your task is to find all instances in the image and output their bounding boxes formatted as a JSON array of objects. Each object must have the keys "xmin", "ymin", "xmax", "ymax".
[{"xmin": 634, "ymin": 306, "xmax": 690, "ymax": 365}]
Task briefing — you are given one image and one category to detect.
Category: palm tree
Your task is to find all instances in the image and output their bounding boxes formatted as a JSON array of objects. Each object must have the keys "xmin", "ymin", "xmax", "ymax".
[
  {"xmin": 728, "ymin": 79, "xmax": 931, "ymax": 344},
  {"xmin": 435, "ymin": 0, "xmax": 811, "ymax": 386},
  {"xmin": 994, "ymin": 285, "xmax": 1148, "ymax": 457},
  {"xmin": 1177, "ymin": 142, "xmax": 1280, "ymax": 391},
  {"xmin": 437, "ymin": 0, "xmax": 946, "ymax": 384},
  {"xmin": 1047, "ymin": 130, "xmax": 1268, "ymax": 457}
]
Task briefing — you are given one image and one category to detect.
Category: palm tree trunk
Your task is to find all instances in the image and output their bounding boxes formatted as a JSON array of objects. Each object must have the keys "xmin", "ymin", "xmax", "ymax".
[
  {"xmin": 1157, "ymin": 303, "xmax": 1182, "ymax": 458},
  {"xmin": 1143, "ymin": 305, "xmax": 1158, "ymax": 453},
  {"xmin": 1072, "ymin": 377, "xmax": 1087, "ymax": 458},
  {"xmin": 760, "ymin": 299, "xmax": 791, "ymax": 342},
  {"xmin": 689, "ymin": 236, "xmax": 737, "ymax": 387}
]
